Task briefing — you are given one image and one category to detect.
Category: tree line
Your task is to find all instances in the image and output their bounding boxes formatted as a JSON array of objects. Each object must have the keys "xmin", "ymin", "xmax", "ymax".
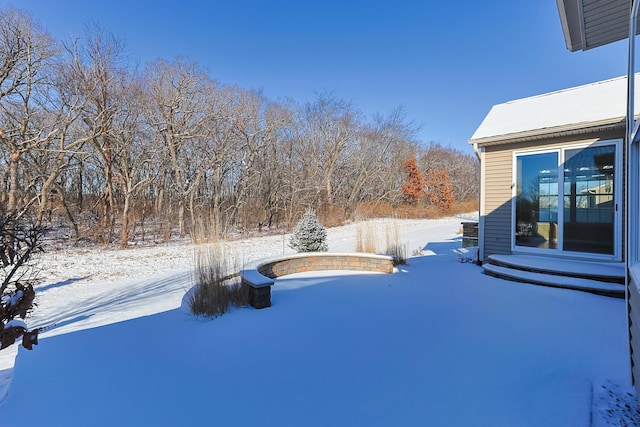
[{"xmin": 0, "ymin": 7, "xmax": 479, "ymax": 247}]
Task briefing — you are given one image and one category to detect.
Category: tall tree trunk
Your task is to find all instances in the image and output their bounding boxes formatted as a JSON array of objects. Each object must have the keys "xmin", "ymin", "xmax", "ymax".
[
  {"xmin": 101, "ymin": 138, "xmax": 114, "ymax": 243},
  {"xmin": 58, "ymin": 186, "xmax": 79, "ymax": 239},
  {"xmin": 7, "ymin": 150, "xmax": 20, "ymax": 213},
  {"xmin": 120, "ymin": 192, "xmax": 131, "ymax": 248}
]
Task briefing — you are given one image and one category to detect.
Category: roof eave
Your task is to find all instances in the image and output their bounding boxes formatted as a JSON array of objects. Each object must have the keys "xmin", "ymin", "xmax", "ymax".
[
  {"xmin": 469, "ymin": 117, "xmax": 625, "ymax": 147},
  {"xmin": 556, "ymin": 0, "xmax": 583, "ymax": 51},
  {"xmin": 556, "ymin": 0, "xmax": 635, "ymax": 52}
]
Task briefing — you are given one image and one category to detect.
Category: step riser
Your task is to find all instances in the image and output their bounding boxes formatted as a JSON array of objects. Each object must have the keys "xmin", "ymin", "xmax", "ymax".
[
  {"xmin": 487, "ymin": 256, "xmax": 625, "ymax": 284},
  {"xmin": 483, "ymin": 269, "xmax": 625, "ymax": 299}
]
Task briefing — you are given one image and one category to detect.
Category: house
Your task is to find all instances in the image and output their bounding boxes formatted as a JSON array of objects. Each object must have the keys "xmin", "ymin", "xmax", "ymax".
[
  {"xmin": 469, "ymin": 76, "xmax": 634, "ymax": 264},
  {"xmin": 473, "ymin": 0, "xmax": 640, "ymax": 401},
  {"xmin": 556, "ymin": 0, "xmax": 640, "ymax": 402}
]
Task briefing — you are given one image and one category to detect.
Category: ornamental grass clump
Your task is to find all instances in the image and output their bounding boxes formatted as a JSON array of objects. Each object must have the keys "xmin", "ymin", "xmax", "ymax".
[
  {"xmin": 355, "ymin": 222, "xmax": 378, "ymax": 253},
  {"xmin": 289, "ymin": 209, "xmax": 328, "ymax": 253},
  {"xmin": 384, "ymin": 221, "xmax": 407, "ymax": 266},
  {"xmin": 188, "ymin": 218, "xmax": 248, "ymax": 318}
]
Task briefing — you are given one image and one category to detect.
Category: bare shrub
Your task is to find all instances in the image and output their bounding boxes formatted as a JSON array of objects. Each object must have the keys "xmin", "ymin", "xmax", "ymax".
[
  {"xmin": 353, "ymin": 202, "xmax": 394, "ymax": 220},
  {"xmin": 450, "ymin": 199, "xmax": 479, "ymax": 215},
  {"xmin": 353, "ymin": 200, "xmax": 478, "ymax": 222},
  {"xmin": 394, "ymin": 204, "xmax": 440, "ymax": 219},
  {"xmin": 0, "ymin": 212, "xmax": 47, "ymax": 351},
  {"xmin": 319, "ymin": 204, "xmax": 348, "ymax": 228}
]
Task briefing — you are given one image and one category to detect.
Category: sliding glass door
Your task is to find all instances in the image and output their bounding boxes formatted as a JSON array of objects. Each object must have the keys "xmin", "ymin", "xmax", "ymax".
[
  {"xmin": 563, "ymin": 145, "xmax": 615, "ymax": 254},
  {"xmin": 514, "ymin": 141, "xmax": 620, "ymax": 259},
  {"xmin": 515, "ymin": 152, "xmax": 559, "ymax": 249}
]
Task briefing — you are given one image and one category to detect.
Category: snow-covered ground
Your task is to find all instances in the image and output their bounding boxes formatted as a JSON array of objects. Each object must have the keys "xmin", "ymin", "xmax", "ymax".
[{"xmin": 0, "ymin": 215, "xmax": 637, "ymax": 426}]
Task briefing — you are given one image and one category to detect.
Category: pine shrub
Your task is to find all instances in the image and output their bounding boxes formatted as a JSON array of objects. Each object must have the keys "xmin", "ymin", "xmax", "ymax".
[{"xmin": 289, "ymin": 209, "xmax": 328, "ymax": 252}]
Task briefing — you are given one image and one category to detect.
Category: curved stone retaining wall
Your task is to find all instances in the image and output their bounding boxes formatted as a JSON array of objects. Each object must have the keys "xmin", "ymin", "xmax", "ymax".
[{"xmin": 241, "ymin": 253, "xmax": 394, "ymax": 309}]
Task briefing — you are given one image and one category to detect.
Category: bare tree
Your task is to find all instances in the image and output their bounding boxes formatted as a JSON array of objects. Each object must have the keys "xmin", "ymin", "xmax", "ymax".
[
  {"xmin": 112, "ymin": 75, "xmax": 157, "ymax": 247},
  {"xmin": 304, "ymin": 93, "xmax": 360, "ymax": 205},
  {"xmin": 230, "ymin": 91, "xmax": 293, "ymax": 230},
  {"xmin": 337, "ymin": 108, "xmax": 417, "ymax": 211},
  {"xmin": 144, "ymin": 57, "xmax": 211, "ymax": 237},
  {"xmin": 208, "ymin": 86, "xmax": 239, "ymax": 217},
  {"xmin": 0, "ymin": 7, "xmax": 57, "ymax": 214},
  {"xmin": 56, "ymin": 27, "xmax": 130, "ymax": 242},
  {"xmin": 0, "ymin": 6, "xmax": 479, "ymax": 242},
  {"xmin": 29, "ymin": 45, "xmax": 107, "ymax": 230},
  {"xmin": 419, "ymin": 142, "xmax": 479, "ymax": 203}
]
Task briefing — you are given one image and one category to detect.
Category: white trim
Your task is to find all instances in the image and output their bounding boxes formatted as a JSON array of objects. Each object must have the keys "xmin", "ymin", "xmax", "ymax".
[
  {"xmin": 627, "ymin": 0, "xmax": 640, "ymax": 394},
  {"xmin": 511, "ymin": 139, "xmax": 622, "ymax": 261},
  {"xmin": 478, "ymin": 146, "xmax": 485, "ymax": 262},
  {"xmin": 511, "ymin": 147, "xmax": 560, "ymax": 256}
]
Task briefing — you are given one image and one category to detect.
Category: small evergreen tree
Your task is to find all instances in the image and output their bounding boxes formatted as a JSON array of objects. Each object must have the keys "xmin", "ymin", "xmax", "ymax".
[{"xmin": 289, "ymin": 209, "xmax": 328, "ymax": 252}]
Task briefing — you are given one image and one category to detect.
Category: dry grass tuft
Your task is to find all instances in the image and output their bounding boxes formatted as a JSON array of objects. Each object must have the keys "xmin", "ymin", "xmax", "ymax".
[
  {"xmin": 384, "ymin": 221, "xmax": 407, "ymax": 266},
  {"xmin": 188, "ymin": 217, "xmax": 248, "ymax": 318},
  {"xmin": 356, "ymin": 223, "xmax": 378, "ymax": 253},
  {"xmin": 386, "ymin": 244, "xmax": 407, "ymax": 266}
]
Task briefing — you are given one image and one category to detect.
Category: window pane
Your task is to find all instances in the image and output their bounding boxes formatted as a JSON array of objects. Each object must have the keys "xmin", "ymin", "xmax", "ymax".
[
  {"xmin": 562, "ymin": 145, "xmax": 615, "ymax": 254},
  {"xmin": 515, "ymin": 152, "xmax": 558, "ymax": 249}
]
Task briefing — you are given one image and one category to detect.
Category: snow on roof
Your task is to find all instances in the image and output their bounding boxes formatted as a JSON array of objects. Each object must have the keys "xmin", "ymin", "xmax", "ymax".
[{"xmin": 470, "ymin": 75, "xmax": 639, "ymax": 143}]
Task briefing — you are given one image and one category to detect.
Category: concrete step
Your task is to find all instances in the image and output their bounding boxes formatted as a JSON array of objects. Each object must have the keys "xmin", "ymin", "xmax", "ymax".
[
  {"xmin": 483, "ymin": 263, "xmax": 624, "ymax": 298},
  {"xmin": 487, "ymin": 254, "xmax": 625, "ymax": 284}
]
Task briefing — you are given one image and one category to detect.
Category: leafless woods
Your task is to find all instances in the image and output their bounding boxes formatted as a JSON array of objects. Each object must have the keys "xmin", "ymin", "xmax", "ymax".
[{"xmin": 0, "ymin": 7, "xmax": 478, "ymax": 246}]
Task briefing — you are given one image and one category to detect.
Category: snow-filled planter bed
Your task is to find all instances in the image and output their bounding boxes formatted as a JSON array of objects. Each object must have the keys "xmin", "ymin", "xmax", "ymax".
[{"xmin": 240, "ymin": 253, "xmax": 394, "ymax": 309}]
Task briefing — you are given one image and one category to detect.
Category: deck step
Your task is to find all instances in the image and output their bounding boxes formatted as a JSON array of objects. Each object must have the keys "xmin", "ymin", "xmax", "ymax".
[
  {"xmin": 488, "ymin": 254, "xmax": 625, "ymax": 284},
  {"xmin": 483, "ymin": 256, "xmax": 625, "ymax": 298}
]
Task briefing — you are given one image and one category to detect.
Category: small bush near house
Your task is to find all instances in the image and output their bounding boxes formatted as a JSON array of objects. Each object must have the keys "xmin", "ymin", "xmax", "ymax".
[{"xmin": 289, "ymin": 209, "xmax": 328, "ymax": 253}]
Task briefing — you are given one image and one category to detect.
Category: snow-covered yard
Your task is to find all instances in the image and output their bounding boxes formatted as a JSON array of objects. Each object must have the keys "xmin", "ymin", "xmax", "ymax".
[{"xmin": 0, "ymin": 216, "xmax": 636, "ymax": 426}]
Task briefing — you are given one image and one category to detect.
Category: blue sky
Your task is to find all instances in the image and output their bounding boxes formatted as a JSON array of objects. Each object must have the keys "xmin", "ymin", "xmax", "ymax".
[{"xmin": 1, "ymin": 0, "xmax": 630, "ymax": 153}]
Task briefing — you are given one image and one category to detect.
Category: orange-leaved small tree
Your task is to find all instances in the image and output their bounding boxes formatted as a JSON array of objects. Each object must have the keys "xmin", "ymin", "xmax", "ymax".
[
  {"xmin": 401, "ymin": 156, "xmax": 425, "ymax": 203},
  {"xmin": 424, "ymin": 168, "xmax": 455, "ymax": 213}
]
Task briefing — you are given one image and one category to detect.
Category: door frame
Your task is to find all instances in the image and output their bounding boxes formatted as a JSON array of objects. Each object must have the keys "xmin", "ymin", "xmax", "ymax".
[{"xmin": 511, "ymin": 139, "xmax": 622, "ymax": 261}]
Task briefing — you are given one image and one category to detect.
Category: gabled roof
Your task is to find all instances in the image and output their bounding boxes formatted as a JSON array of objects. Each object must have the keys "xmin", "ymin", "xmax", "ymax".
[
  {"xmin": 556, "ymin": 0, "xmax": 639, "ymax": 51},
  {"xmin": 469, "ymin": 75, "xmax": 639, "ymax": 146}
]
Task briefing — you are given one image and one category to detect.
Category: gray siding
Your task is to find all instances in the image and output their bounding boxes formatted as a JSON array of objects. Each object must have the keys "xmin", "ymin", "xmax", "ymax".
[
  {"xmin": 631, "ymin": 278, "xmax": 640, "ymax": 390},
  {"xmin": 479, "ymin": 131, "xmax": 624, "ymax": 261},
  {"xmin": 482, "ymin": 147, "xmax": 513, "ymax": 258}
]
